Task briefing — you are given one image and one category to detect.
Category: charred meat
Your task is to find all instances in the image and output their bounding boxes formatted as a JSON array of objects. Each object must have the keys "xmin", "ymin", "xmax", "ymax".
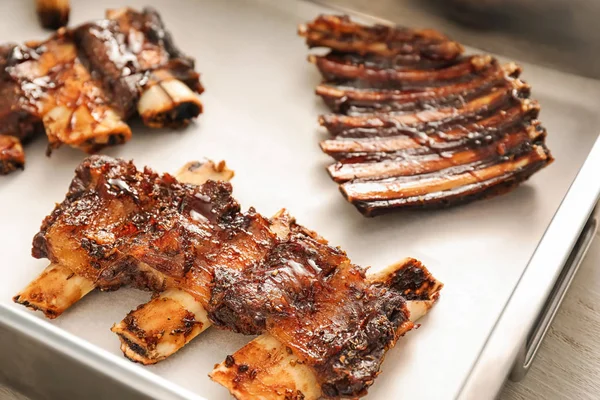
[
  {"xmin": 16, "ymin": 156, "xmax": 441, "ymax": 399},
  {"xmin": 0, "ymin": 7, "xmax": 202, "ymax": 175},
  {"xmin": 0, "ymin": 135, "xmax": 25, "ymax": 175},
  {"xmin": 74, "ymin": 7, "xmax": 203, "ymax": 127},
  {"xmin": 0, "ymin": 34, "xmax": 132, "ymax": 155},
  {"xmin": 299, "ymin": 15, "xmax": 553, "ymax": 216},
  {"xmin": 211, "ymin": 257, "xmax": 442, "ymax": 400}
]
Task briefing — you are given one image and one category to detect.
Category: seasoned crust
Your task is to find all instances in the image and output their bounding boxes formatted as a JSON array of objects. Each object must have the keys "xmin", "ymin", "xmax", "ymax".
[
  {"xmin": 28, "ymin": 155, "xmax": 428, "ymax": 397},
  {"xmin": 32, "ymin": 155, "xmax": 241, "ymax": 291}
]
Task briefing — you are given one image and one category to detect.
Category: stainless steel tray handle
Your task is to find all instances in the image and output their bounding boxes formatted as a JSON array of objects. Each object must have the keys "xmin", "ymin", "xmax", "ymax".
[{"xmin": 509, "ymin": 210, "xmax": 598, "ymax": 381}]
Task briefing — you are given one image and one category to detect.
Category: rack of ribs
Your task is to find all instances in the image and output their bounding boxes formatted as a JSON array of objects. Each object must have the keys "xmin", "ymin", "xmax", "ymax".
[
  {"xmin": 299, "ymin": 15, "xmax": 553, "ymax": 216},
  {"xmin": 14, "ymin": 155, "xmax": 442, "ymax": 399},
  {"xmin": 0, "ymin": 7, "xmax": 202, "ymax": 175}
]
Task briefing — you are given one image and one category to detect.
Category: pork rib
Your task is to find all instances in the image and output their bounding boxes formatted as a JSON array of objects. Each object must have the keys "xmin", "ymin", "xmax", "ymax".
[
  {"xmin": 298, "ymin": 15, "xmax": 463, "ymax": 61},
  {"xmin": 14, "ymin": 158, "xmax": 234, "ymax": 318},
  {"xmin": 0, "ymin": 135, "xmax": 25, "ymax": 175},
  {"xmin": 300, "ymin": 15, "xmax": 553, "ymax": 216},
  {"xmin": 15, "ymin": 156, "xmax": 441, "ymax": 398}
]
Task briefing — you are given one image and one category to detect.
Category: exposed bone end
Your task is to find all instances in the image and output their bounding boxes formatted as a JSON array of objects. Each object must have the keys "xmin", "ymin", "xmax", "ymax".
[
  {"xmin": 111, "ymin": 160, "xmax": 233, "ymax": 362},
  {"xmin": 176, "ymin": 159, "xmax": 234, "ymax": 186},
  {"xmin": 212, "ymin": 259, "xmax": 442, "ymax": 399},
  {"xmin": 111, "ymin": 208, "xmax": 294, "ymax": 365},
  {"xmin": 210, "ymin": 334, "xmax": 321, "ymax": 400},
  {"xmin": 0, "ymin": 135, "xmax": 25, "ymax": 175},
  {"xmin": 370, "ymin": 258, "xmax": 443, "ymax": 321},
  {"xmin": 112, "ymin": 289, "xmax": 210, "ymax": 365},
  {"xmin": 521, "ymin": 99, "xmax": 541, "ymax": 116},
  {"xmin": 44, "ymin": 105, "xmax": 132, "ymax": 154},
  {"xmin": 297, "ymin": 24, "xmax": 308, "ymax": 37},
  {"xmin": 138, "ymin": 77, "xmax": 203, "ymax": 129},
  {"xmin": 36, "ymin": 0, "xmax": 70, "ymax": 30},
  {"xmin": 526, "ymin": 121, "xmax": 546, "ymax": 141},
  {"xmin": 503, "ymin": 62, "xmax": 522, "ymax": 78},
  {"xmin": 13, "ymin": 159, "xmax": 229, "ymax": 320},
  {"xmin": 13, "ymin": 263, "xmax": 95, "ymax": 319},
  {"xmin": 105, "ymin": 7, "xmax": 129, "ymax": 20}
]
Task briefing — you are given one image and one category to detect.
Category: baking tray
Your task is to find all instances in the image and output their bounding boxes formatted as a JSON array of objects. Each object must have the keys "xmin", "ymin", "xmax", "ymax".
[{"xmin": 1, "ymin": 0, "xmax": 600, "ymax": 399}]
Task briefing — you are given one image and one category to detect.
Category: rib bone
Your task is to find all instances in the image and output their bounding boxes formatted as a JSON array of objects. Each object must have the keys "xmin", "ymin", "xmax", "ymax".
[
  {"xmin": 13, "ymin": 263, "xmax": 95, "ymax": 318},
  {"xmin": 310, "ymin": 54, "xmax": 494, "ymax": 87},
  {"xmin": 0, "ymin": 135, "xmax": 25, "ymax": 175},
  {"xmin": 74, "ymin": 7, "xmax": 203, "ymax": 128},
  {"xmin": 13, "ymin": 159, "xmax": 232, "ymax": 318},
  {"xmin": 36, "ymin": 0, "xmax": 70, "ymax": 30},
  {"xmin": 298, "ymin": 15, "xmax": 463, "ymax": 60},
  {"xmin": 210, "ymin": 258, "xmax": 442, "ymax": 400},
  {"xmin": 137, "ymin": 70, "xmax": 203, "ymax": 128}
]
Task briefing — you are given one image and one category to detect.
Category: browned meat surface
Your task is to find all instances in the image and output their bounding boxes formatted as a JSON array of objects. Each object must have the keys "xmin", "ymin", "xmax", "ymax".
[
  {"xmin": 36, "ymin": 0, "xmax": 70, "ymax": 30},
  {"xmin": 298, "ymin": 15, "xmax": 463, "ymax": 62},
  {"xmin": 0, "ymin": 44, "xmax": 45, "ymax": 142},
  {"xmin": 299, "ymin": 15, "xmax": 553, "ymax": 216},
  {"xmin": 24, "ymin": 155, "xmax": 433, "ymax": 398},
  {"xmin": 0, "ymin": 33, "xmax": 132, "ymax": 157},
  {"xmin": 30, "ymin": 155, "xmax": 270, "ymax": 298},
  {"xmin": 74, "ymin": 7, "xmax": 203, "ymax": 126},
  {"xmin": 0, "ymin": 7, "xmax": 202, "ymax": 175}
]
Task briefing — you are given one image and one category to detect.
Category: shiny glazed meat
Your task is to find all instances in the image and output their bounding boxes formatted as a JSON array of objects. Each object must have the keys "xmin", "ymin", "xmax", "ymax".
[
  {"xmin": 0, "ymin": 7, "xmax": 202, "ymax": 175},
  {"xmin": 299, "ymin": 15, "xmax": 553, "ymax": 216},
  {"xmin": 27, "ymin": 155, "xmax": 424, "ymax": 397}
]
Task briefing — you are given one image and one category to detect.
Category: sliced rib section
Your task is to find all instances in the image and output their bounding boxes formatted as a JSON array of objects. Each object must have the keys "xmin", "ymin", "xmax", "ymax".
[
  {"xmin": 210, "ymin": 258, "xmax": 443, "ymax": 400},
  {"xmin": 0, "ymin": 7, "xmax": 202, "ymax": 174},
  {"xmin": 300, "ymin": 15, "xmax": 553, "ymax": 216},
  {"xmin": 0, "ymin": 135, "xmax": 25, "ymax": 175},
  {"xmin": 0, "ymin": 34, "xmax": 132, "ymax": 155}
]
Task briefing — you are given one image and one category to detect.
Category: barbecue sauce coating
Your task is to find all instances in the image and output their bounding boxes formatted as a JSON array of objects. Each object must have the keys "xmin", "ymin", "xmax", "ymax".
[
  {"xmin": 74, "ymin": 7, "xmax": 202, "ymax": 119},
  {"xmin": 32, "ymin": 155, "xmax": 243, "ymax": 291},
  {"xmin": 0, "ymin": 134, "xmax": 25, "ymax": 174},
  {"xmin": 300, "ymin": 15, "xmax": 464, "ymax": 61},
  {"xmin": 300, "ymin": 15, "xmax": 553, "ymax": 215},
  {"xmin": 0, "ymin": 44, "xmax": 44, "ymax": 143},
  {"xmin": 30, "ymin": 155, "xmax": 414, "ymax": 398},
  {"xmin": 209, "ymin": 230, "xmax": 410, "ymax": 397}
]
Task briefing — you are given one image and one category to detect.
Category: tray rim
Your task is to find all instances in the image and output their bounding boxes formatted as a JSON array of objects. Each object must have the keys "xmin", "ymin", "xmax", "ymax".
[{"xmin": 457, "ymin": 137, "xmax": 600, "ymax": 398}]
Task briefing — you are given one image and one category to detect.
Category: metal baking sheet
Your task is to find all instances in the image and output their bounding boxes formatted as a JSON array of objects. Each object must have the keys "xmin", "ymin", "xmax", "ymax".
[{"xmin": 1, "ymin": 0, "xmax": 600, "ymax": 399}]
